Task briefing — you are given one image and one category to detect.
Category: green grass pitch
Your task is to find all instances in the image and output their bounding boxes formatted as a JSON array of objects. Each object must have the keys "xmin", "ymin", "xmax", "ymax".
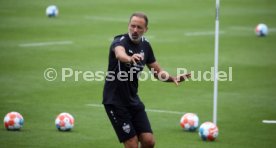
[{"xmin": 1, "ymin": 0, "xmax": 276, "ymax": 147}]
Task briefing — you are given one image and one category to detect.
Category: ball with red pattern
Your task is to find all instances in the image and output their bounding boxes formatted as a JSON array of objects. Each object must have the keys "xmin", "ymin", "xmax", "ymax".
[
  {"xmin": 180, "ymin": 113, "xmax": 199, "ymax": 131},
  {"xmin": 255, "ymin": 23, "xmax": 268, "ymax": 37},
  {"xmin": 199, "ymin": 122, "xmax": 219, "ymax": 141},
  {"xmin": 4, "ymin": 112, "xmax": 24, "ymax": 130},
  {"xmin": 55, "ymin": 112, "xmax": 74, "ymax": 131}
]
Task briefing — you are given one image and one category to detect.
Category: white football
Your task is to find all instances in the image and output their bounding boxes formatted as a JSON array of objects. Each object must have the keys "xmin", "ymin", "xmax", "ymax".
[
  {"xmin": 199, "ymin": 121, "xmax": 219, "ymax": 141},
  {"xmin": 255, "ymin": 23, "xmax": 268, "ymax": 36},
  {"xmin": 180, "ymin": 113, "xmax": 199, "ymax": 131},
  {"xmin": 4, "ymin": 111, "xmax": 24, "ymax": 130},
  {"xmin": 46, "ymin": 5, "xmax": 59, "ymax": 17},
  {"xmin": 55, "ymin": 112, "xmax": 74, "ymax": 131}
]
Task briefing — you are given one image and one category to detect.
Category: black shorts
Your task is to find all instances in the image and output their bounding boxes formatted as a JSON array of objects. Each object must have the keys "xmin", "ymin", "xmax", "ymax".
[{"xmin": 104, "ymin": 102, "xmax": 153, "ymax": 143}]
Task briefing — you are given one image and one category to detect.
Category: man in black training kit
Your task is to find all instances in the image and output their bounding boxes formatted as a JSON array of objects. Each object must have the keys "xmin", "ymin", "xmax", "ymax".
[{"xmin": 103, "ymin": 12, "xmax": 190, "ymax": 148}]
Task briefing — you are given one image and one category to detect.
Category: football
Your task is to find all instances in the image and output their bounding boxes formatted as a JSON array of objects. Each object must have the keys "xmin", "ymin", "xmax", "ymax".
[
  {"xmin": 3, "ymin": 112, "xmax": 24, "ymax": 130},
  {"xmin": 255, "ymin": 23, "xmax": 268, "ymax": 36},
  {"xmin": 199, "ymin": 122, "xmax": 219, "ymax": 141},
  {"xmin": 180, "ymin": 113, "xmax": 199, "ymax": 131},
  {"xmin": 55, "ymin": 112, "xmax": 74, "ymax": 131},
  {"xmin": 46, "ymin": 5, "xmax": 59, "ymax": 17}
]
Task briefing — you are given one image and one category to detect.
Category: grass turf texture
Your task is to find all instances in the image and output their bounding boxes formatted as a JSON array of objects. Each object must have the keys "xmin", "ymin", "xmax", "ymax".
[{"xmin": 1, "ymin": 0, "xmax": 276, "ymax": 147}]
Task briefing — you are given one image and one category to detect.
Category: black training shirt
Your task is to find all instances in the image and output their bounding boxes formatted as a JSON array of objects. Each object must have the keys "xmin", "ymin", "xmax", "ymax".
[{"xmin": 102, "ymin": 34, "xmax": 156, "ymax": 106}]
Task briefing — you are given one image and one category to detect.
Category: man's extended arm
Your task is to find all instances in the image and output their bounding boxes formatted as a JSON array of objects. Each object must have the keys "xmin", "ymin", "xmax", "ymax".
[
  {"xmin": 114, "ymin": 46, "xmax": 143, "ymax": 65},
  {"xmin": 147, "ymin": 62, "xmax": 190, "ymax": 85}
]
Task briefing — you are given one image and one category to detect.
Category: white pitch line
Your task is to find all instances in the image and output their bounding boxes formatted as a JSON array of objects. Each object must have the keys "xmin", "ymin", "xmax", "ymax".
[
  {"xmin": 84, "ymin": 16, "xmax": 127, "ymax": 23},
  {"xmin": 19, "ymin": 41, "xmax": 73, "ymax": 47},
  {"xmin": 145, "ymin": 109, "xmax": 184, "ymax": 115},
  {"xmin": 185, "ymin": 31, "xmax": 225, "ymax": 36},
  {"xmin": 229, "ymin": 26, "xmax": 276, "ymax": 32},
  {"xmin": 268, "ymin": 28, "xmax": 276, "ymax": 32},
  {"xmin": 262, "ymin": 120, "xmax": 276, "ymax": 124},
  {"xmin": 228, "ymin": 26, "xmax": 253, "ymax": 31},
  {"xmin": 86, "ymin": 104, "xmax": 184, "ymax": 115},
  {"xmin": 86, "ymin": 104, "xmax": 103, "ymax": 108}
]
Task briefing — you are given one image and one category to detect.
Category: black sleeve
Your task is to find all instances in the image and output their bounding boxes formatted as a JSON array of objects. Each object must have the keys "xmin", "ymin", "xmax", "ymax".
[
  {"xmin": 110, "ymin": 35, "xmax": 125, "ymax": 52},
  {"xmin": 146, "ymin": 43, "xmax": 156, "ymax": 64},
  {"xmin": 111, "ymin": 40, "xmax": 124, "ymax": 52}
]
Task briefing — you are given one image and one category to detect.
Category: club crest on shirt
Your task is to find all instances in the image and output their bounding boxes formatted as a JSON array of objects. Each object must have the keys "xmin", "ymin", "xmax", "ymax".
[
  {"xmin": 122, "ymin": 123, "xmax": 131, "ymax": 134},
  {"xmin": 128, "ymin": 49, "xmax": 133, "ymax": 54}
]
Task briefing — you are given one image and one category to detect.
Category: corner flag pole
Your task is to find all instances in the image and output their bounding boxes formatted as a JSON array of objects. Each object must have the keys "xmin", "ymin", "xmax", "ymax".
[{"xmin": 213, "ymin": 0, "xmax": 220, "ymax": 125}]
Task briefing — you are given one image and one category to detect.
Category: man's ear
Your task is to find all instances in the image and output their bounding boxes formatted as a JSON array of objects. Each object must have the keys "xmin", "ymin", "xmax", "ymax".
[{"xmin": 144, "ymin": 27, "xmax": 148, "ymax": 33}]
